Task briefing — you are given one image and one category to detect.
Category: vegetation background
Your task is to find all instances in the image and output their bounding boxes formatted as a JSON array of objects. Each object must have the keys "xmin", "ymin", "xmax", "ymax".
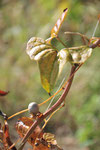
[{"xmin": 0, "ymin": 0, "xmax": 100, "ymax": 150}]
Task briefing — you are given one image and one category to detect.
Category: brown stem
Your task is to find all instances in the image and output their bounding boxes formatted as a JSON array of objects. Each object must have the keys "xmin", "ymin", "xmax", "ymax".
[
  {"xmin": 44, "ymin": 65, "xmax": 76, "ymax": 117},
  {"xmin": 18, "ymin": 65, "xmax": 77, "ymax": 149},
  {"xmin": 89, "ymin": 39, "xmax": 100, "ymax": 49}
]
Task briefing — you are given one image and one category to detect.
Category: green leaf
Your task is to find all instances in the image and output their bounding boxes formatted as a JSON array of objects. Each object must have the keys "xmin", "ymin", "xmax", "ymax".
[{"xmin": 26, "ymin": 37, "xmax": 59, "ymax": 93}]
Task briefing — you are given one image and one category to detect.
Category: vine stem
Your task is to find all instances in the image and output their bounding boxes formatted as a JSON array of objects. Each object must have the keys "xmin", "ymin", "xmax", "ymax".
[
  {"xmin": 17, "ymin": 39, "xmax": 100, "ymax": 149},
  {"xmin": 43, "ymin": 65, "xmax": 76, "ymax": 117},
  {"xmin": 89, "ymin": 38, "xmax": 100, "ymax": 49},
  {"xmin": 18, "ymin": 65, "xmax": 77, "ymax": 149}
]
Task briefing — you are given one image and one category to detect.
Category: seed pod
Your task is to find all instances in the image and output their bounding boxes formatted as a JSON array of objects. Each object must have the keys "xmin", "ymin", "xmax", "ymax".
[{"xmin": 28, "ymin": 102, "xmax": 39, "ymax": 115}]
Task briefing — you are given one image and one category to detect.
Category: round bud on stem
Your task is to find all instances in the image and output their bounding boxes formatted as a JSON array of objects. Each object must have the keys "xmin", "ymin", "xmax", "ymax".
[{"xmin": 28, "ymin": 102, "xmax": 39, "ymax": 115}]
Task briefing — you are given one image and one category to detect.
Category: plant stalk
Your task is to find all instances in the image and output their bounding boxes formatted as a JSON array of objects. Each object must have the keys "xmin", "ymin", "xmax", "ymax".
[{"xmin": 18, "ymin": 65, "xmax": 77, "ymax": 149}]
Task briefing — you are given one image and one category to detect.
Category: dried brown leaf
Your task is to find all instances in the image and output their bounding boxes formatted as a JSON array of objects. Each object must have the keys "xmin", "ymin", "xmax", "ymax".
[
  {"xmin": 3, "ymin": 121, "xmax": 16, "ymax": 150},
  {"xmin": 15, "ymin": 117, "xmax": 43, "ymax": 146}
]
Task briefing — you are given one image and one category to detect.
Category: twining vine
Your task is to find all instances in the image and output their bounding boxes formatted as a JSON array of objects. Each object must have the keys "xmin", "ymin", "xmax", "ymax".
[{"xmin": 0, "ymin": 8, "xmax": 100, "ymax": 150}]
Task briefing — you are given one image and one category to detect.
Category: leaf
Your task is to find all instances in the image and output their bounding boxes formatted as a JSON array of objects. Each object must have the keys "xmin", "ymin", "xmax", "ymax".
[
  {"xmin": 26, "ymin": 37, "xmax": 59, "ymax": 93},
  {"xmin": 26, "ymin": 37, "xmax": 93, "ymax": 92},
  {"xmin": 0, "ymin": 123, "xmax": 3, "ymax": 143},
  {"xmin": 61, "ymin": 46, "xmax": 92, "ymax": 64},
  {"xmin": 34, "ymin": 133, "xmax": 63, "ymax": 150},
  {"xmin": 3, "ymin": 121, "xmax": 17, "ymax": 150},
  {"xmin": 51, "ymin": 8, "xmax": 68, "ymax": 38},
  {"xmin": 38, "ymin": 50, "xmax": 59, "ymax": 93},
  {"xmin": 0, "ymin": 90, "xmax": 9, "ymax": 96},
  {"xmin": 15, "ymin": 117, "xmax": 43, "ymax": 146},
  {"xmin": 43, "ymin": 133, "xmax": 57, "ymax": 145},
  {"xmin": 16, "ymin": 118, "xmax": 63, "ymax": 150},
  {"xmin": 26, "ymin": 8, "xmax": 69, "ymax": 93},
  {"xmin": 57, "ymin": 49, "xmax": 72, "ymax": 75},
  {"xmin": 33, "ymin": 138, "xmax": 49, "ymax": 150},
  {"xmin": 26, "ymin": 37, "xmax": 55, "ymax": 60}
]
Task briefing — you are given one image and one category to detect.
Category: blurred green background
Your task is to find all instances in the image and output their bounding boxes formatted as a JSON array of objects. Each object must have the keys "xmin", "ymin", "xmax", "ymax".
[{"xmin": 0, "ymin": 0, "xmax": 100, "ymax": 150}]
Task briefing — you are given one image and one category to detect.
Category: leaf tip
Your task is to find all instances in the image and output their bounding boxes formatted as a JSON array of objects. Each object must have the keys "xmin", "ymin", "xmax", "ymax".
[
  {"xmin": 63, "ymin": 8, "xmax": 68, "ymax": 12},
  {"xmin": 48, "ymin": 92, "xmax": 51, "ymax": 97}
]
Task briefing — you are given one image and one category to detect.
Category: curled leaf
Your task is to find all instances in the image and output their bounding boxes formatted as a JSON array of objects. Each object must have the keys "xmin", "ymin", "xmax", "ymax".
[
  {"xmin": 51, "ymin": 8, "xmax": 68, "ymax": 38},
  {"xmin": 26, "ymin": 8, "xmax": 69, "ymax": 93},
  {"xmin": 62, "ymin": 46, "xmax": 92, "ymax": 64},
  {"xmin": 0, "ymin": 123, "xmax": 3, "ymax": 145},
  {"xmin": 57, "ymin": 49, "xmax": 71, "ymax": 74},
  {"xmin": 26, "ymin": 37, "xmax": 59, "ymax": 93},
  {"xmin": 34, "ymin": 138, "xmax": 49, "ymax": 150},
  {"xmin": 34, "ymin": 133, "xmax": 63, "ymax": 150},
  {"xmin": 43, "ymin": 133, "xmax": 57, "ymax": 145},
  {"xmin": 15, "ymin": 117, "xmax": 43, "ymax": 146},
  {"xmin": 26, "ymin": 37, "xmax": 57, "ymax": 60},
  {"xmin": 3, "ymin": 121, "xmax": 17, "ymax": 150}
]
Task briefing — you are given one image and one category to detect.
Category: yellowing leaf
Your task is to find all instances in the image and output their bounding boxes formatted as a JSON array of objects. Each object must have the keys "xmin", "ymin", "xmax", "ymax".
[
  {"xmin": 38, "ymin": 50, "xmax": 59, "ymax": 93},
  {"xmin": 51, "ymin": 8, "xmax": 68, "ymax": 38},
  {"xmin": 69, "ymin": 46, "xmax": 92, "ymax": 64},
  {"xmin": 33, "ymin": 133, "xmax": 63, "ymax": 150},
  {"xmin": 26, "ymin": 37, "xmax": 54, "ymax": 60},
  {"xmin": 26, "ymin": 37, "xmax": 92, "ymax": 93},
  {"xmin": 26, "ymin": 37, "xmax": 59, "ymax": 93},
  {"xmin": 63, "ymin": 46, "xmax": 92, "ymax": 64},
  {"xmin": 57, "ymin": 49, "xmax": 71, "ymax": 75},
  {"xmin": 43, "ymin": 133, "xmax": 57, "ymax": 145},
  {"xmin": 43, "ymin": 133, "xmax": 63, "ymax": 150}
]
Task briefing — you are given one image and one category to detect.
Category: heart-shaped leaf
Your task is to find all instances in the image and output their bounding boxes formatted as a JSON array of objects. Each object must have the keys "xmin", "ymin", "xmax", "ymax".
[
  {"xmin": 26, "ymin": 37, "xmax": 93, "ymax": 92},
  {"xmin": 26, "ymin": 37, "xmax": 59, "ymax": 93},
  {"xmin": 38, "ymin": 50, "xmax": 59, "ymax": 93}
]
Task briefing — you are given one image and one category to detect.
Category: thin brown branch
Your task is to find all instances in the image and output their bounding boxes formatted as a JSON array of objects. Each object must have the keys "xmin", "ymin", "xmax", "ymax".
[
  {"xmin": 43, "ymin": 65, "xmax": 76, "ymax": 117},
  {"xmin": 64, "ymin": 32, "xmax": 90, "ymax": 44},
  {"xmin": 56, "ymin": 36, "xmax": 68, "ymax": 47},
  {"xmin": 89, "ymin": 39, "xmax": 100, "ymax": 49},
  {"xmin": 18, "ymin": 65, "xmax": 77, "ymax": 149}
]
